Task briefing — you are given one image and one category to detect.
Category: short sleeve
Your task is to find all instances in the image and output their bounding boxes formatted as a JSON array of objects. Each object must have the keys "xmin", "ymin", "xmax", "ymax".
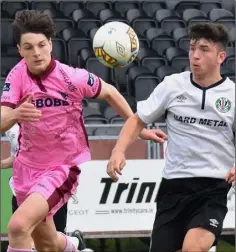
[
  {"xmin": 5, "ymin": 124, "xmax": 19, "ymax": 157},
  {"xmin": 137, "ymin": 76, "xmax": 172, "ymax": 124},
  {"xmin": 1, "ymin": 70, "xmax": 22, "ymax": 108},
  {"xmin": 73, "ymin": 68, "xmax": 102, "ymax": 99}
]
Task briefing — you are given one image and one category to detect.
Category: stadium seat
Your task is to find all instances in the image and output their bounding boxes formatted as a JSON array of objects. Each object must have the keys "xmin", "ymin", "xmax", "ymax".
[
  {"xmin": 225, "ymin": 47, "xmax": 235, "ymax": 72},
  {"xmin": 200, "ymin": 2, "xmax": 222, "ymax": 15},
  {"xmin": 125, "ymin": 9, "xmax": 157, "ymax": 36},
  {"xmin": 155, "ymin": 9, "xmax": 186, "ymax": 35},
  {"xmin": 86, "ymin": 98, "xmax": 107, "ymax": 113},
  {"xmin": 79, "ymin": 47, "xmax": 94, "ymax": 68},
  {"xmin": 173, "ymin": 28, "xmax": 190, "ymax": 52},
  {"xmin": 2, "ymin": 1, "xmax": 29, "ymax": 18},
  {"xmin": 167, "ymin": 1, "xmax": 201, "ymax": 15},
  {"xmin": 59, "ymin": 1, "xmax": 84, "ymax": 18},
  {"xmin": 113, "ymin": 1, "xmax": 141, "ymax": 18},
  {"xmin": 229, "ymin": 28, "xmax": 236, "ymax": 47},
  {"xmin": 83, "ymin": 106, "xmax": 108, "ymax": 123},
  {"xmin": 209, "ymin": 9, "xmax": 235, "ymax": 30},
  {"xmin": 146, "ymin": 28, "xmax": 175, "ymax": 56},
  {"xmin": 112, "ymin": 62, "xmax": 138, "ymax": 93},
  {"xmin": 0, "ymin": 77, "xmax": 6, "ymax": 95},
  {"xmin": 99, "ymin": 9, "xmax": 128, "ymax": 24},
  {"xmin": 1, "ymin": 56, "xmax": 22, "ymax": 77},
  {"xmin": 134, "ymin": 76, "xmax": 158, "ymax": 101},
  {"xmin": 1, "ymin": 11, "xmax": 12, "ymax": 18},
  {"xmin": 104, "ymin": 107, "xmax": 121, "ymax": 122},
  {"xmin": 229, "ymin": 76, "xmax": 235, "ymax": 83},
  {"xmin": 1, "ymin": 46, "xmax": 19, "ymax": 58},
  {"xmin": 221, "ymin": 0, "xmax": 235, "ymax": 15},
  {"xmin": 62, "ymin": 27, "xmax": 87, "ymax": 42},
  {"xmin": 53, "ymin": 19, "xmax": 75, "ymax": 37},
  {"xmin": 2, "ymin": 19, "xmax": 15, "ymax": 46},
  {"xmin": 31, "ymin": 1, "xmax": 58, "ymax": 11},
  {"xmin": 183, "ymin": 65, "xmax": 191, "ymax": 72},
  {"xmin": 86, "ymin": 1, "xmax": 112, "ymax": 17},
  {"xmin": 93, "ymin": 126, "xmax": 122, "ymax": 136},
  {"xmin": 72, "ymin": 9, "xmax": 103, "ymax": 35},
  {"xmin": 142, "ymin": 1, "xmax": 166, "ymax": 18},
  {"xmin": 84, "ymin": 126, "xmax": 94, "ymax": 136},
  {"xmin": 89, "ymin": 27, "xmax": 99, "ymax": 41},
  {"xmin": 122, "ymin": 93, "xmax": 137, "ymax": 111},
  {"xmin": 51, "ymin": 38, "xmax": 67, "ymax": 63},
  {"xmin": 165, "ymin": 47, "xmax": 189, "ymax": 71},
  {"xmin": 155, "ymin": 65, "xmax": 179, "ymax": 82},
  {"xmin": 220, "ymin": 66, "xmax": 235, "ymax": 80},
  {"xmin": 86, "ymin": 57, "xmax": 114, "ymax": 84},
  {"xmin": 182, "ymin": 9, "xmax": 209, "ymax": 25},
  {"xmin": 43, "ymin": 8, "xmax": 65, "ymax": 19},
  {"xmin": 136, "ymin": 47, "xmax": 167, "ymax": 73},
  {"xmin": 67, "ymin": 37, "xmax": 91, "ymax": 67},
  {"xmin": 127, "ymin": 66, "xmax": 159, "ymax": 100}
]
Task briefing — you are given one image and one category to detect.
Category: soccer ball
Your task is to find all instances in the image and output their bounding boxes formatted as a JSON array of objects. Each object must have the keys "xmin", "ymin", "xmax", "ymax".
[{"xmin": 92, "ymin": 22, "xmax": 139, "ymax": 68}]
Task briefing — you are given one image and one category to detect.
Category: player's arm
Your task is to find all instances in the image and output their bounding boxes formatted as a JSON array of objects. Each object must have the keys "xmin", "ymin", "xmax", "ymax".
[
  {"xmin": 1, "ymin": 107, "xmax": 18, "ymax": 133},
  {"xmin": 0, "ymin": 95, "xmax": 41, "ymax": 133},
  {"xmin": 107, "ymin": 76, "xmax": 171, "ymax": 181},
  {"xmin": 96, "ymin": 79, "xmax": 133, "ymax": 120},
  {"xmin": 1, "ymin": 156, "xmax": 14, "ymax": 169}
]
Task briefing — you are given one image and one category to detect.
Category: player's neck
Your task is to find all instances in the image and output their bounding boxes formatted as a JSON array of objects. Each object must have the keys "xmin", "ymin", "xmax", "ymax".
[
  {"xmin": 27, "ymin": 57, "xmax": 56, "ymax": 78},
  {"xmin": 192, "ymin": 72, "xmax": 222, "ymax": 88}
]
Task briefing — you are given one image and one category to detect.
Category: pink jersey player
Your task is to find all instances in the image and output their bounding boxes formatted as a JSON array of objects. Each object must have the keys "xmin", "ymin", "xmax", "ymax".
[
  {"xmin": 1, "ymin": 57, "xmax": 102, "ymax": 220},
  {"xmin": 1, "ymin": 10, "xmax": 166, "ymax": 252},
  {"xmin": 2, "ymin": 58, "xmax": 100, "ymax": 168}
]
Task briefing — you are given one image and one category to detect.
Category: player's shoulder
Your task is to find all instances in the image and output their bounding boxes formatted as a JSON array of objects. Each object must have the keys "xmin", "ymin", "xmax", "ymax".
[
  {"xmin": 224, "ymin": 77, "xmax": 235, "ymax": 89},
  {"xmin": 5, "ymin": 59, "xmax": 27, "ymax": 82},
  {"xmin": 57, "ymin": 61, "xmax": 88, "ymax": 78},
  {"xmin": 161, "ymin": 71, "xmax": 190, "ymax": 90},
  {"xmin": 56, "ymin": 62, "xmax": 96, "ymax": 88}
]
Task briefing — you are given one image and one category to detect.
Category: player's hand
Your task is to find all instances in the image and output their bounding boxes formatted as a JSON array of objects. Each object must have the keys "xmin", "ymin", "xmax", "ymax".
[
  {"xmin": 107, "ymin": 150, "xmax": 126, "ymax": 182},
  {"xmin": 14, "ymin": 95, "xmax": 42, "ymax": 122},
  {"xmin": 139, "ymin": 128, "xmax": 168, "ymax": 143},
  {"xmin": 225, "ymin": 166, "xmax": 235, "ymax": 184}
]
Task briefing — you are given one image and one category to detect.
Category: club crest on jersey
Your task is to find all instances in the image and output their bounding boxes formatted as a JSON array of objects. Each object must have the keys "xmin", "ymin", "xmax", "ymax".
[
  {"xmin": 215, "ymin": 97, "xmax": 231, "ymax": 113},
  {"xmin": 3, "ymin": 83, "xmax": 10, "ymax": 92}
]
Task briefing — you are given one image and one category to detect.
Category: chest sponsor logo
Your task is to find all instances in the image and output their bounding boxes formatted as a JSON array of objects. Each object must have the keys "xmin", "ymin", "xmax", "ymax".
[
  {"xmin": 215, "ymin": 97, "xmax": 231, "ymax": 113},
  {"xmin": 32, "ymin": 98, "xmax": 69, "ymax": 108},
  {"xmin": 173, "ymin": 114, "xmax": 228, "ymax": 127}
]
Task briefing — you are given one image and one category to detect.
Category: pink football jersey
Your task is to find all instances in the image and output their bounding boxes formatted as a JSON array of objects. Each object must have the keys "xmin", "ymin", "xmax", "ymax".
[{"xmin": 1, "ymin": 58, "xmax": 101, "ymax": 168}]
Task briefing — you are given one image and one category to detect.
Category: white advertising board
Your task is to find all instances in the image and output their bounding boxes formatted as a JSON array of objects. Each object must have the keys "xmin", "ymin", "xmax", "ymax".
[{"xmin": 66, "ymin": 160, "xmax": 235, "ymax": 235}]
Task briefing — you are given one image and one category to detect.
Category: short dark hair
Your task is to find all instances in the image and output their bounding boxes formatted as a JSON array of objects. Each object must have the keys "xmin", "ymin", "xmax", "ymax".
[
  {"xmin": 12, "ymin": 10, "xmax": 56, "ymax": 44},
  {"xmin": 188, "ymin": 23, "xmax": 230, "ymax": 49}
]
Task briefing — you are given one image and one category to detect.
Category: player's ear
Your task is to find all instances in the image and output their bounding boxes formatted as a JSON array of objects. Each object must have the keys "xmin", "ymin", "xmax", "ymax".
[
  {"xmin": 17, "ymin": 44, "xmax": 23, "ymax": 57},
  {"xmin": 218, "ymin": 50, "xmax": 226, "ymax": 65},
  {"xmin": 48, "ymin": 38, "xmax": 53, "ymax": 53}
]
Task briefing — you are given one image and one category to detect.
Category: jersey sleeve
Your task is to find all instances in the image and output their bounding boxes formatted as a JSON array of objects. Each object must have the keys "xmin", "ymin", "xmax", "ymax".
[
  {"xmin": 137, "ymin": 75, "xmax": 172, "ymax": 124},
  {"xmin": 1, "ymin": 70, "xmax": 22, "ymax": 108},
  {"xmin": 73, "ymin": 68, "xmax": 102, "ymax": 99}
]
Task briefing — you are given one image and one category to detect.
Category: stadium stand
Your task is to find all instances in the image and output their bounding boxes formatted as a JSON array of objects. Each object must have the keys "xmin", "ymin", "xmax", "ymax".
[{"xmin": 1, "ymin": 0, "xmax": 235, "ymax": 136}]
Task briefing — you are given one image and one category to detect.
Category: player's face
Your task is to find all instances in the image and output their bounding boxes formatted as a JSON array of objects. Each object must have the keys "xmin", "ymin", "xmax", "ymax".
[
  {"xmin": 189, "ymin": 39, "xmax": 226, "ymax": 78},
  {"xmin": 18, "ymin": 33, "xmax": 52, "ymax": 75}
]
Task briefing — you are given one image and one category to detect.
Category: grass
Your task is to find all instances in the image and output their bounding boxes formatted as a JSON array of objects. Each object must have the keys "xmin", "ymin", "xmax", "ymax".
[{"xmin": 86, "ymin": 238, "xmax": 235, "ymax": 252}]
